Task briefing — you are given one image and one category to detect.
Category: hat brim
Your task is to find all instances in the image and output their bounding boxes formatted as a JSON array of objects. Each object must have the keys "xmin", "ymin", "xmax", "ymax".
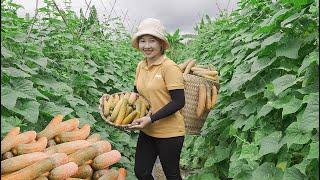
[{"xmin": 132, "ymin": 30, "xmax": 170, "ymax": 50}]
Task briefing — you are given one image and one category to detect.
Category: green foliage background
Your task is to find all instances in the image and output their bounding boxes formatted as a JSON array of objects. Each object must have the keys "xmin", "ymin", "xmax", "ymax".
[
  {"xmin": 1, "ymin": 0, "xmax": 319, "ymax": 180},
  {"xmin": 174, "ymin": 0, "xmax": 319, "ymax": 179},
  {"xmin": 1, "ymin": 1, "xmax": 141, "ymax": 178}
]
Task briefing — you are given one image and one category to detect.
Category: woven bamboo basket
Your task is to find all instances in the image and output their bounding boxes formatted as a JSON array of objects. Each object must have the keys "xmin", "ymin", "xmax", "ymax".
[
  {"xmin": 99, "ymin": 92, "xmax": 151, "ymax": 131},
  {"xmin": 182, "ymin": 74, "xmax": 220, "ymax": 135}
]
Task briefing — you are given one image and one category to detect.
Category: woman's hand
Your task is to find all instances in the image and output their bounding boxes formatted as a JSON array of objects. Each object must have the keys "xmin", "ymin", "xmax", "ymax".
[{"xmin": 128, "ymin": 116, "xmax": 152, "ymax": 130}]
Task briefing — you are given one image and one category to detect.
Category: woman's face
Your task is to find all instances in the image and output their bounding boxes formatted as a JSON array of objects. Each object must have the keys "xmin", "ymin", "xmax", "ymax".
[{"xmin": 138, "ymin": 35, "xmax": 162, "ymax": 60}]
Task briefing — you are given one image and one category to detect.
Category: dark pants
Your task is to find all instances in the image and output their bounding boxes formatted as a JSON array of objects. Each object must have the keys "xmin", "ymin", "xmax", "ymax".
[{"xmin": 134, "ymin": 131, "xmax": 184, "ymax": 180}]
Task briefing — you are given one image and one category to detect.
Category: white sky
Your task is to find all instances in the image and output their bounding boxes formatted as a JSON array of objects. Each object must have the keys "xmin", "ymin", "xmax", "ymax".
[{"xmin": 12, "ymin": 0, "xmax": 239, "ymax": 34}]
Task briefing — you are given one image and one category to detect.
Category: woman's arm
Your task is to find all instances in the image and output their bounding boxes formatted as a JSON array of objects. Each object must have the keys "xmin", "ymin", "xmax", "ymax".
[
  {"xmin": 133, "ymin": 86, "xmax": 138, "ymax": 93},
  {"xmin": 150, "ymin": 89, "xmax": 185, "ymax": 123},
  {"xmin": 133, "ymin": 86, "xmax": 185, "ymax": 123}
]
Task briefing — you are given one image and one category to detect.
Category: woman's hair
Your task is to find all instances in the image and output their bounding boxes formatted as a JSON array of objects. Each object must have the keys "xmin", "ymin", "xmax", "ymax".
[{"xmin": 138, "ymin": 35, "xmax": 166, "ymax": 55}]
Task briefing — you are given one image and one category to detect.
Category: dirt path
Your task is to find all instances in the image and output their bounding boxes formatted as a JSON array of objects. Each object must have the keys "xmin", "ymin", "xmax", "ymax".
[{"xmin": 152, "ymin": 162, "xmax": 190, "ymax": 180}]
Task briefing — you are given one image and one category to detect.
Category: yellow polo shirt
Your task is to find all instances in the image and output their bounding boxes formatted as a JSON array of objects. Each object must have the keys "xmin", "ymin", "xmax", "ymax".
[{"xmin": 134, "ymin": 55, "xmax": 185, "ymax": 138}]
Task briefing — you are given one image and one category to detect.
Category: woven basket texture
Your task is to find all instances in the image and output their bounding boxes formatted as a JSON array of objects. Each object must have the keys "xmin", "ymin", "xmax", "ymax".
[{"xmin": 182, "ymin": 74, "xmax": 219, "ymax": 135}]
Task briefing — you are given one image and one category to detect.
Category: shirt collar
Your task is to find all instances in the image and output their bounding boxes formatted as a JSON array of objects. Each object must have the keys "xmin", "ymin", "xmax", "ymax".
[{"xmin": 141, "ymin": 55, "xmax": 166, "ymax": 70}]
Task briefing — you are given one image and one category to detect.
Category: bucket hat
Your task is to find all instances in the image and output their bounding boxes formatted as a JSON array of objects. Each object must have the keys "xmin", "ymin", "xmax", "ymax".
[{"xmin": 132, "ymin": 18, "xmax": 170, "ymax": 49}]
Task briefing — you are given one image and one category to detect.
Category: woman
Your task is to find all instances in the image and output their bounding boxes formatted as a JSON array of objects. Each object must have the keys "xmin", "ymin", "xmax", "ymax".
[{"xmin": 128, "ymin": 18, "xmax": 185, "ymax": 180}]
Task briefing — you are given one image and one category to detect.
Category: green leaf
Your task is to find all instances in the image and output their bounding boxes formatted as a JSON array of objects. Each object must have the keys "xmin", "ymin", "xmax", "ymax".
[
  {"xmin": 1, "ymin": 46, "xmax": 16, "ymax": 58},
  {"xmin": 294, "ymin": 159, "xmax": 312, "ymax": 175},
  {"xmin": 72, "ymin": 45, "xmax": 85, "ymax": 51},
  {"xmin": 239, "ymin": 143, "xmax": 259, "ymax": 161},
  {"xmin": 88, "ymin": 87, "xmax": 102, "ymax": 97},
  {"xmin": 11, "ymin": 100, "xmax": 40, "ymax": 123},
  {"xmin": 306, "ymin": 141, "xmax": 319, "ymax": 159},
  {"xmin": 228, "ymin": 125, "xmax": 237, "ymax": 136},
  {"xmin": 14, "ymin": 63, "xmax": 38, "ymax": 75},
  {"xmin": 244, "ymin": 80, "xmax": 265, "ymax": 98},
  {"xmin": 188, "ymin": 172, "xmax": 219, "ymax": 180},
  {"xmin": 268, "ymin": 95, "xmax": 303, "ymax": 116},
  {"xmin": 231, "ymin": 45, "xmax": 243, "ymax": 55},
  {"xmin": 283, "ymin": 122, "xmax": 312, "ymax": 148},
  {"xmin": 276, "ymin": 38, "xmax": 302, "ymax": 59},
  {"xmin": 222, "ymin": 100, "xmax": 246, "ymax": 114},
  {"xmin": 234, "ymin": 62, "xmax": 252, "ymax": 75},
  {"xmin": 72, "ymin": 75, "xmax": 97, "ymax": 88},
  {"xmin": 95, "ymin": 74, "xmax": 110, "ymax": 84},
  {"xmin": 41, "ymin": 102, "xmax": 74, "ymax": 117},
  {"xmin": 261, "ymin": 33, "xmax": 284, "ymax": 48},
  {"xmin": 1, "ymin": 116, "xmax": 26, "ymax": 138},
  {"xmin": 282, "ymin": 167, "xmax": 306, "ymax": 180},
  {"xmin": 2, "ymin": 67, "xmax": 31, "ymax": 78},
  {"xmin": 229, "ymin": 159, "xmax": 258, "ymax": 179},
  {"xmin": 1, "ymin": 86, "xmax": 31, "ymax": 109},
  {"xmin": 251, "ymin": 162, "xmax": 283, "ymax": 180},
  {"xmin": 281, "ymin": 10, "xmax": 304, "ymax": 27},
  {"xmin": 84, "ymin": 66, "xmax": 98, "ymax": 75},
  {"xmin": 245, "ymin": 48, "xmax": 261, "ymax": 60},
  {"xmin": 298, "ymin": 51, "xmax": 319, "ymax": 74},
  {"xmin": 302, "ymin": 63, "xmax": 318, "ymax": 87},
  {"xmin": 257, "ymin": 104, "xmax": 273, "ymax": 119},
  {"xmin": 34, "ymin": 77, "xmax": 73, "ymax": 96},
  {"xmin": 272, "ymin": 74, "xmax": 296, "ymax": 95},
  {"xmin": 240, "ymin": 102, "xmax": 257, "ymax": 117},
  {"xmin": 86, "ymin": 80, "xmax": 97, "ymax": 88},
  {"xmin": 118, "ymin": 155, "xmax": 132, "ymax": 166},
  {"xmin": 251, "ymin": 57, "xmax": 277, "ymax": 73},
  {"xmin": 192, "ymin": 136, "xmax": 205, "ymax": 152},
  {"xmin": 274, "ymin": 59, "xmax": 300, "ymax": 72},
  {"xmin": 260, "ymin": 8, "xmax": 289, "ymax": 27},
  {"xmin": 219, "ymin": 64, "xmax": 233, "ymax": 77},
  {"xmin": 1, "ymin": 80, "xmax": 47, "ymax": 109},
  {"xmin": 297, "ymin": 82, "xmax": 319, "ymax": 95},
  {"xmin": 254, "ymin": 127, "xmax": 277, "ymax": 145},
  {"xmin": 243, "ymin": 115, "xmax": 257, "ymax": 131},
  {"xmin": 282, "ymin": 0, "xmax": 314, "ymax": 8},
  {"xmin": 204, "ymin": 145, "xmax": 231, "ymax": 166},
  {"xmin": 86, "ymin": 59, "xmax": 98, "ymax": 67},
  {"xmin": 259, "ymin": 131, "xmax": 284, "ymax": 156},
  {"xmin": 281, "ymin": 96, "xmax": 303, "ymax": 117},
  {"xmin": 233, "ymin": 115, "xmax": 247, "ymax": 129},
  {"xmin": 12, "ymin": 79, "xmax": 49, "ymax": 100},
  {"xmin": 26, "ymin": 57, "xmax": 48, "ymax": 68},
  {"xmin": 302, "ymin": 93, "xmax": 316, "ymax": 104},
  {"xmin": 227, "ymin": 72, "xmax": 258, "ymax": 94},
  {"xmin": 62, "ymin": 33, "xmax": 73, "ymax": 40},
  {"xmin": 246, "ymin": 41, "xmax": 260, "ymax": 49},
  {"xmin": 74, "ymin": 106, "xmax": 96, "ymax": 126},
  {"xmin": 111, "ymin": 131, "xmax": 134, "ymax": 147},
  {"xmin": 12, "ymin": 32, "xmax": 27, "ymax": 43},
  {"xmin": 64, "ymin": 95, "xmax": 88, "ymax": 108},
  {"xmin": 299, "ymin": 93, "xmax": 319, "ymax": 131}
]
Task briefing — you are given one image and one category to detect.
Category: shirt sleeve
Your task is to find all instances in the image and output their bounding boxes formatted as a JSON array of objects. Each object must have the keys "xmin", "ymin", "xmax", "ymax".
[
  {"xmin": 163, "ymin": 64, "xmax": 184, "ymax": 90},
  {"xmin": 134, "ymin": 62, "xmax": 141, "ymax": 86}
]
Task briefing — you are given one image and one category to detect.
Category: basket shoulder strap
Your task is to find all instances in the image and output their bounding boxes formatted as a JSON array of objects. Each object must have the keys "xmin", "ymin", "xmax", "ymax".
[
  {"xmin": 135, "ymin": 61, "xmax": 143, "ymax": 84},
  {"xmin": 159, "ymin": 60, "xmax": 181, "ymax": 89}
]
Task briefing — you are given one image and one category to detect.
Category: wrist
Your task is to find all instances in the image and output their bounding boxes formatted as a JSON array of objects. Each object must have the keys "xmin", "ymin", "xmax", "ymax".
[{"xmin": 147, "ymin": 116, "xmax": 153, "ymax": 123}]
